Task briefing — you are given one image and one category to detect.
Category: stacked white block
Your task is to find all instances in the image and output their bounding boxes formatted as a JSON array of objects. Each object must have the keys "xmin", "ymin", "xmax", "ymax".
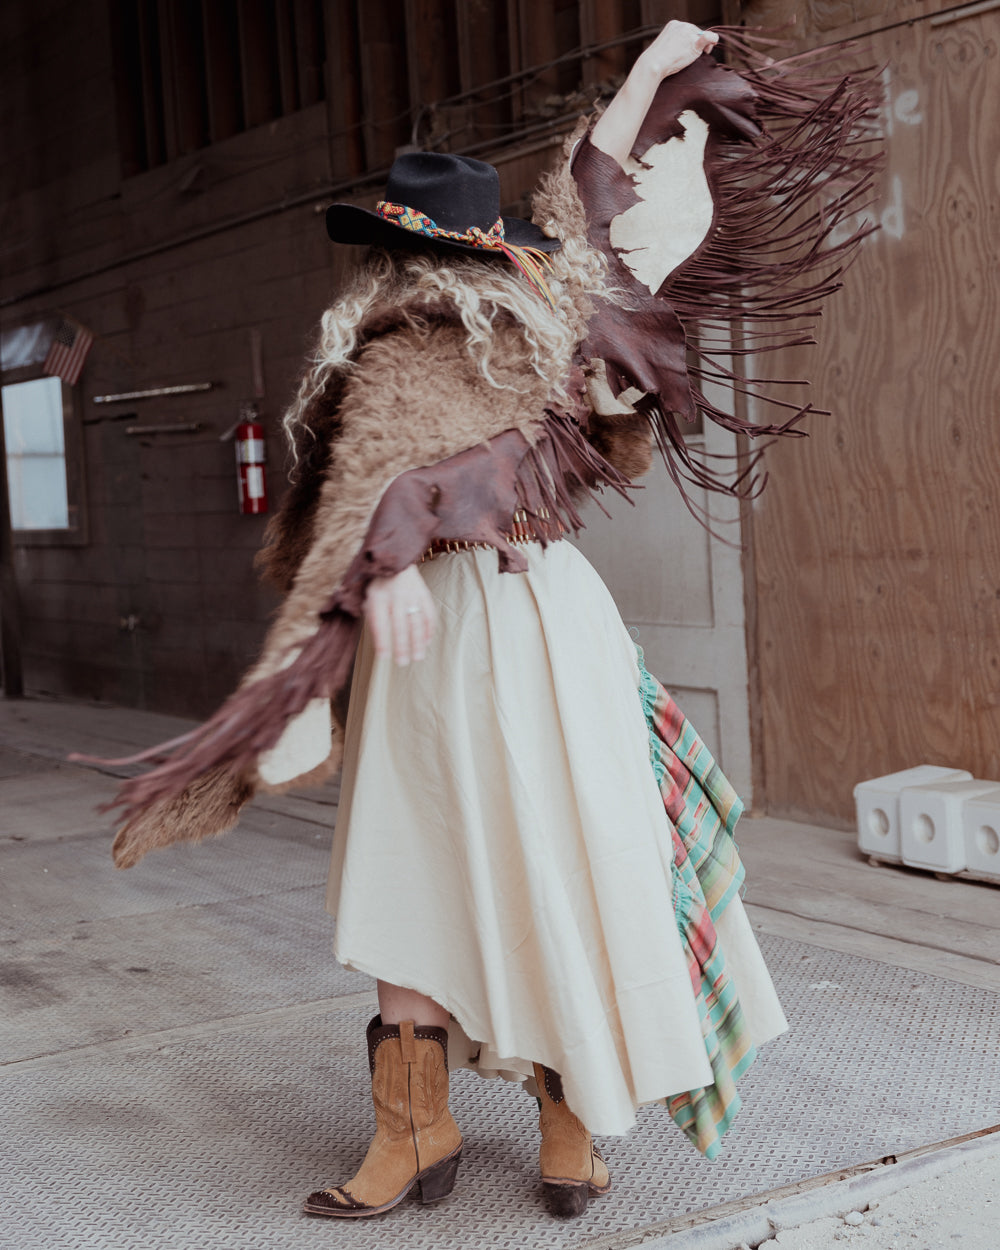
[
  {"xmin": 899, "ymin": 779, "xmax": 1000, "ymax": 875},
  {"xmin": 854, "ymin": 765, "xmax": 972, "ymax": 865},
  {"xmin": 960, "ymin": 787, "xmax": 1000, "ymax": 884}
]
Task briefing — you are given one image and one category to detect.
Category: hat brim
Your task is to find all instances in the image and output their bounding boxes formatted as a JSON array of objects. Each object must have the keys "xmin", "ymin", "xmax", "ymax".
[{"xmin": 325, "ymin": 203, "xmax": 561, "ymax": 255}]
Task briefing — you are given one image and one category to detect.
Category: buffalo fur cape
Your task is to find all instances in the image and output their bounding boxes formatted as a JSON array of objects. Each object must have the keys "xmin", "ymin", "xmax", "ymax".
[
  {"xmin": 106, "ymin": 44, "xmax": 878, "ymax": 867},
  {"xmin": 109, "ymin": 153, "xmax": 644, "ymax": 868}
]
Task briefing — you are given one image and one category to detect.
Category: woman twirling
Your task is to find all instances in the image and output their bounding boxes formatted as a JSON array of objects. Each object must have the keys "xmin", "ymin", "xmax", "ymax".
[{"xmin": 108, "ymin": 15, "xmax": 876, "ymax": 1221}]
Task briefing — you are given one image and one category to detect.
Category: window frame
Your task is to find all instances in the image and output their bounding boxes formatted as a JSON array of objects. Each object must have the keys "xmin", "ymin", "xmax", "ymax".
[{"xmin": 1, "ymin": 363, "xmax": 88, "ymax": 548}]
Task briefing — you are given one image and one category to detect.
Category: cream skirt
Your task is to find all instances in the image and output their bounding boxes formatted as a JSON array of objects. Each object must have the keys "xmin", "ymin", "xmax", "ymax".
[{"xmin": 326, "ymin": 540, "xmax": 785, "ymax": 1137}]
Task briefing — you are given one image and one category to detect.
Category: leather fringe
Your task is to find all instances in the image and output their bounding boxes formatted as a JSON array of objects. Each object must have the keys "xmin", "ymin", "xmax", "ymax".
[
  {"xmin": 580, "ymin": 35, "xmax": 883, "ymax": 513},
  {"xmin": 83, "ymin": 415, "xmax": 633, "ymax": 826}
]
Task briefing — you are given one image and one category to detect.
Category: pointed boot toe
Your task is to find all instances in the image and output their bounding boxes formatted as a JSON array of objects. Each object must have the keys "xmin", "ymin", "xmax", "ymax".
[
  {"xmin": 303, "ymin": 1186, "xmax": 371, "ymax": 1217},
  {"xmin": 304, "ymin": 1016, "xmax": 463, "ymax": 1220}
]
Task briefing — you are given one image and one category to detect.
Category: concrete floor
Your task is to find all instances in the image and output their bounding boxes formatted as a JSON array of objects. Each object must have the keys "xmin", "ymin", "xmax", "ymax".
[{"xmin": 2, "ymin": 694, "xmax": 999, "ymax": 1249}]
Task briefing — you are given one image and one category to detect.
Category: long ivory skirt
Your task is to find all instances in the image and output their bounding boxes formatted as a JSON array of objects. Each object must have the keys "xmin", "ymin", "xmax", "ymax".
[{"xmin": 326, "ymin": 540, "xmax": 786, "ymax": 1138}]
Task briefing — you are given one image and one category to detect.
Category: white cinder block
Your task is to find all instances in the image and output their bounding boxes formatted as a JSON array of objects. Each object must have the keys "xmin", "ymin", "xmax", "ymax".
[
  {"xmin": 855, "ymin": 766, "xmax": 972, "ymax": 864},
  {"xmin": 960, "ymin": 787, "xmax": 1000, "ymax": 884},
  {"xmin": 899, "ymin": 779, "xmax": 1000, "ymax": 874}
]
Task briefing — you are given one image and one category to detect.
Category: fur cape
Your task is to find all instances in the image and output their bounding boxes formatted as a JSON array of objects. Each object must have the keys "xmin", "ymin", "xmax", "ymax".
[
  {"xmin": 102, "ymin": 45, "xmax": 879, "ymax": 867},
  {"xmin": 108, "ymin": 154, "xmax": 646, "ymax": 868}
]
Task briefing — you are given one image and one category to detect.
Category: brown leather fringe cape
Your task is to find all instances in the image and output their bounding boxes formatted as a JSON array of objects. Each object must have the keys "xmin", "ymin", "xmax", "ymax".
[{"xmin": 90, "ymin": 40, "xmax": 880, "ymax": 867}]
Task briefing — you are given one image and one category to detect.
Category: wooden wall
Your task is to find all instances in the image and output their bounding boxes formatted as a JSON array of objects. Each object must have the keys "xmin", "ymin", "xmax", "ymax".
[{"xmin": 746, "ymin": 2, "xmax": 1000, "ymax": 821}]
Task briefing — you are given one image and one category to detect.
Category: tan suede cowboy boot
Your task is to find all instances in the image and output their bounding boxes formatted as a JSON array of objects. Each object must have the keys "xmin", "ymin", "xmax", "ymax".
[
  {"xmin": 304, "ymin": 1016, "xmax": 463, "ymax": 1218},
  {"xmin": 533, "ymin": 1062, "xmax": 611, "ymax": 1217}
]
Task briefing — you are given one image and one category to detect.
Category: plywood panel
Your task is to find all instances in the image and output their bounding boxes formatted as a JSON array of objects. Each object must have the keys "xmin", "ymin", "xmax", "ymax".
[
  {"xmin": 751, "ymin": 13, "xmax": 1000, "ymax": 821},
  {"xmin": 737, "ymin": 0, "xmax": 955, "ymax": 48}
]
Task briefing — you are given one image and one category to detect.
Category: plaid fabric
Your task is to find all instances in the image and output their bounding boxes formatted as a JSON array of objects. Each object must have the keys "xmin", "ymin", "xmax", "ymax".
[{"xmin": 636, "ymin": 647, "xmax": 757, "ymax": 1160}]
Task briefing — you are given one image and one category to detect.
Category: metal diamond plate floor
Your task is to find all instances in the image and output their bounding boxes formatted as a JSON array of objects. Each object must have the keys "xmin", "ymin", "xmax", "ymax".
[{"xmin": 5, "ymin": 934, "xmax": 1000, "ymax": 1250}]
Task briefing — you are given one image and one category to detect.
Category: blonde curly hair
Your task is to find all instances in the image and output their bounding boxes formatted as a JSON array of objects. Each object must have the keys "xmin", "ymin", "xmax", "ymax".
[{"xmin": 281, "ymin": 216, "xmax": 607, "ymax": 470}]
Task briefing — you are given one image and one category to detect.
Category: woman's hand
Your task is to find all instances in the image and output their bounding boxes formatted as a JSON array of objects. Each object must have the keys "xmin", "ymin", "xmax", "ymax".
[
  {"xmin": 363, "ymin": 564, "xmax": 437, "ymax": 666},
  {"xmin": 590, "ymin": 21, "xmax": 719, "ymax": 168},
  {"xmin": 638, "ymin": 20, "xmax": 719, "ymax": 80}
]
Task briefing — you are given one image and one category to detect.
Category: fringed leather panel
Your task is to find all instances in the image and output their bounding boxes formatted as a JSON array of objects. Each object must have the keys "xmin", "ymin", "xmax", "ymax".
[
  {"xmin": 573, "ymin": 38, "xmax": 882, "ymax": 512},
  {"xmin": 86, "ymin": 416, "xmax": 633, "ymax": 831}
]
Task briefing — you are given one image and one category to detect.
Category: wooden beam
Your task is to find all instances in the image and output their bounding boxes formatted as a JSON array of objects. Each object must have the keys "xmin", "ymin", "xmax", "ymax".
[
  {"xmin": 323, "ymin": 0, "xmax": 365, "ymax": 175},
  {"xmin": 294, "ymin": 0, "xmax": 325, "ymax": 106},
  {"xmin": 168, "ymin": 0, "xmax": 209, "ymax": 155},
  {"xmin": 455, "ymin": 0, "xmax": 512, "ymax": 149},
  {"xmin": 137, "ymin": 0, "xmax": 166, "ymax": 167},
  {"xmin": 642, "ymin": 0, "xmax": 723, "ymax": 25},
  {"xmin": 515, "ymin": 0, "xmax": 561, "ymax": 115},
  {"xmin": 681, "ymin": 0, "xmax": 723, "ymax": 23},
  {"xmin": 579, "ymin": 0, "xmax": 630, "ymax": 86},
  {"xmin": 108, "ymin": 0, "xmax": 149, "ymax": 176},
  {"xmin": 404, "ymin": 0, "xmax": 456, "ymax": 111},
  {"xmin": 156, "ymin": 0, "xmax": 181, "ymax": 160},
  {"xmin": 404, "ymin": 0, "xmax": 462, "ymax": 146},
  {"xmin": 202, "ymin": 1, "xmax": 244, "ymax": 142},
  {"xmin": 640, "ymin": 0, "xmax": 675, "ymax": 27},
  {"xmin": 357, "ymin": 0, "xmax": 411, "ymax": 165},
  {"xmin": 275, "ymin": 0, "xmax": 301, "ymax": 114},
  {"xmin": 239, "ymin": 0, "xmax": 282, "ymax": 129}
]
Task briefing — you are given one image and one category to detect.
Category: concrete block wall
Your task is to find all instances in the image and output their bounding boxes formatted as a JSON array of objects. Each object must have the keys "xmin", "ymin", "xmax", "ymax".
[{"xmin": 1, "ymin": 2, "xmax": 346, "ymax": 716}]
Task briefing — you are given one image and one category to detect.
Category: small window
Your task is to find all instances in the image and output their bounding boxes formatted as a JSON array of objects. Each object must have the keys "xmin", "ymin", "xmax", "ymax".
[
  {"xmin": 3, "ymin": 377, "xmax": 69, "ymax": 530},
  {"xmin": 1, "ymin": 375, "xmax": 85, "ymax": 543}
]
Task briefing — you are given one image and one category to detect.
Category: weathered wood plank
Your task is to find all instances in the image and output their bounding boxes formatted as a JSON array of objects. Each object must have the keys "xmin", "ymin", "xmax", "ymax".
[
  {"xmin": 404, "ymin": 0, "xmax": 459, "ymax": 118},
  {"xmin": 202, "ymin": 2, "xmax": 244, "ymax": 143},
  {"xmin": 455, "ymin": 0, "xmax": 512, "ymax": 147},
  {"xmin": 579, "ymin": 0, "xmax": 630, "ymax": 86},
  {"xmin": 323, "ymin": 0, "xmax": 365, "ymax": 176},
  {"xmin": 357, "ymin": 0, "xmax": 412, "ymax": 168},
  {"xmin": 739, "ymin": 817, "xmax": 1000, "ymax": 964},
  {"xmin": 745, "ymin": 903, "xmax": 1000, "ymax": 992}
]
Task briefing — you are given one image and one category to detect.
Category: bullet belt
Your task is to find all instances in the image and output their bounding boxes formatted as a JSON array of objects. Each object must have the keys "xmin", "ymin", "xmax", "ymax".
[{"xmin": 419, "ymin": 509, "xmax": 562, "ymax": 562}]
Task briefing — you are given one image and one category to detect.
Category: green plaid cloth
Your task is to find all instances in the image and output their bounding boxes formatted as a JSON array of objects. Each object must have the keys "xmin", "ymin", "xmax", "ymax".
[{"xmin": 637, "ymin": 647, "xmax": 756, "ymax": 1159}]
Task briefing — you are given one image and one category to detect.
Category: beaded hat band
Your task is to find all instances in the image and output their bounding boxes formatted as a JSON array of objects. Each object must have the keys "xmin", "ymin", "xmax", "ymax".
[{"xmin": 374, "ymin": 200, "xmax": 556, "ymax": 309}]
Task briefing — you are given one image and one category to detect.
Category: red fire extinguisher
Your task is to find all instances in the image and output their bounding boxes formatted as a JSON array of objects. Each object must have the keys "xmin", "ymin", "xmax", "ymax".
[{"xmin": 235, "ymin": 404, "xmax": 268, "ymax": 515}]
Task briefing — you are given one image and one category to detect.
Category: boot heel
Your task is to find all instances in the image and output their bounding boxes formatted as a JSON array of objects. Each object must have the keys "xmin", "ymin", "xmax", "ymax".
[
  {"xmin": 543, "ymin": 1180, "xmax": 589, "ymax": 1218},
  {"xmin": 417, "ymin": 1147, "xmax": 462, "ymax": 1204}
]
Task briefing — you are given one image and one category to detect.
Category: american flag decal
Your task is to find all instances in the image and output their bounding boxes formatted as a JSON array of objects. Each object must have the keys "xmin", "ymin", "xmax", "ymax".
[{"xmin": 43, "ymin": 318, "xmax": 93, "ymax": 387}]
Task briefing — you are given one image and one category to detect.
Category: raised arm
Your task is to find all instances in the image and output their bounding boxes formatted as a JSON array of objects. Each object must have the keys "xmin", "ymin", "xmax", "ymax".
[{"xmin": 589, "ymin": 20, "xmax": 719, "ymax": 168}]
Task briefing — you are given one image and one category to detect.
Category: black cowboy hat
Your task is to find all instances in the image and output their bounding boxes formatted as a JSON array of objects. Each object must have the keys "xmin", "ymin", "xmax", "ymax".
[{"xmin": 325, "ymin": 151, "xmax": 560, "ymax": 256}]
